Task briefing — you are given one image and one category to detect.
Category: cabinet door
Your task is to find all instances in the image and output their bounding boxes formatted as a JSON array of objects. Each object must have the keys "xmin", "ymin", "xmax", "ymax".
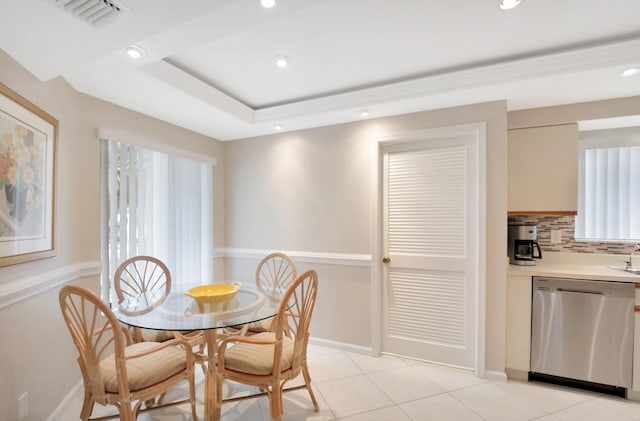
[
  {"xmin": 508, "ymin": 123, "xmax": 578, "ymax": 214},
  {"xmin": 506, "ymin": 275, "xmax": 532, "ymax": 374}
]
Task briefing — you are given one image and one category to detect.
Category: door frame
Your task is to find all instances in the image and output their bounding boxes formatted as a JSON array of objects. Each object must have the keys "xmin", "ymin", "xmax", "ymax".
[{"xmin": 370, "ymin": 122, "xmax": 487, "ymax": 377}]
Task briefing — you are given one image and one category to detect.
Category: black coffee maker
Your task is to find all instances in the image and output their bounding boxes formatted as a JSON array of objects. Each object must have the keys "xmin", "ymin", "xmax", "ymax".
[{"xmin": 508, "ymin": 223, "xmax": 542, "ymax": 266}]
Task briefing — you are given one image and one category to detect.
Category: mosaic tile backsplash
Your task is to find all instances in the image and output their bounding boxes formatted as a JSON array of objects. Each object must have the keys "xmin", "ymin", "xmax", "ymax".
[{"xmin": 508, "ymin": 216, "xmax": 639, "ymax": 255}]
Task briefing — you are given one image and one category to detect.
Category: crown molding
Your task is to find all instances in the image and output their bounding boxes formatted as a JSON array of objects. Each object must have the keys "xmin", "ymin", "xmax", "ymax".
[{"xmin": 254, "ymin": 37, "xmax": 640, "ymax": 122}]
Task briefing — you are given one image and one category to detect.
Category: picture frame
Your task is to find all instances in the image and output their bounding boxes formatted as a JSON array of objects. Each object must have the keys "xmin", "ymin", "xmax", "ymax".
[{"xmin": 0, "ymin": 83, "xmax": 57, "ymax": 267}]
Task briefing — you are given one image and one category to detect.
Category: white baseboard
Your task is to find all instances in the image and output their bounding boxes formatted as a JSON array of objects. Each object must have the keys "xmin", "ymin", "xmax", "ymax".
[
  {"xmin": 505, "ymin": 368, "xmax": 528, "ymax": 381},
  {"xmin": 308, "ymin": 337, "xmax": 510, "ymax": 383},
  {"xmin": 0, "ymin": 260, "xmax": 101, "ymax": 309},
  {"xmin": 627, "ymin": 389, "xmax": 640, "ymax": 402},
  {"xmin": 47, "ymin": 379, "xmax": 83, "ymax": 421},
  {"xmin": 484, "ymin": 369, "xmax": 509, "ymax": 382},
  {"xmin": 308, "ymin": 336, "xmax": 373, "ymax": 355}
]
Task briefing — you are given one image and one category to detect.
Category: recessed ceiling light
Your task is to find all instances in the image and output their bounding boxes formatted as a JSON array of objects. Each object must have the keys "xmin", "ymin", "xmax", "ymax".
[
  {"xmin": 274, "ymin": 55, "xmax": 290, "ymax": 68},
  {"xmin": 620, "ymin": 67, "xmax": 639, "ymax": 77},
  {"xmin": 126, "ymin": 45, "xmax": 145, "ymax": 59},
  {"xmin": 360, "ymin": 110, "xmax": 370, "ymax": 118},
  {"xmin": 499, "ymin": 0, "xmax": 522, "ymax": 10},
  {"xmin": 261, "ymin": 0, "xmax": 276, "ymax": 8},
  {"xmin": 273, "ymin": 124, "xmax": 284, "ymax": 131}
]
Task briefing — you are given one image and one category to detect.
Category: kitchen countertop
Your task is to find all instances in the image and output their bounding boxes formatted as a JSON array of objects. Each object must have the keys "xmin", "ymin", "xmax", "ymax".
[{"xmin": 507, "ymin": 261, "xmax": 640, "ymax": 283}]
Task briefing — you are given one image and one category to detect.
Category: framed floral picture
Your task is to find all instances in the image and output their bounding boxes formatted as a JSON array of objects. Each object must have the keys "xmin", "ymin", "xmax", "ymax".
[{"xmin": 0, "ymin": 83, "xmax": 57, "ymax": 266}]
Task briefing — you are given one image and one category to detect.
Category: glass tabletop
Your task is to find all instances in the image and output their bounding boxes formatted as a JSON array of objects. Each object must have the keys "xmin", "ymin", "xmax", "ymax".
[{"xmin": 114, "ymin": 284, "xmax": 283, "ymax": 332}]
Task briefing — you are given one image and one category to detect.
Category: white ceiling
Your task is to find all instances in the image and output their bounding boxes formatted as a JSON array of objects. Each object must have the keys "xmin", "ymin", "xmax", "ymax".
[{"xmin": 2, "ymin": 0, "xmax": 640, "ymax": 140}]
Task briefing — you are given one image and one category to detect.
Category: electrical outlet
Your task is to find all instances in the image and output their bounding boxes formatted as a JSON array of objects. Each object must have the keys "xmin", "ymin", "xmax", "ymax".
[
  {"xmin": 550, "ymin": 230, "xmax": 562, "ymax": 244},
  {"xmin": 17, "ymin": 392, "xmax": 28, "ymax": 421}
]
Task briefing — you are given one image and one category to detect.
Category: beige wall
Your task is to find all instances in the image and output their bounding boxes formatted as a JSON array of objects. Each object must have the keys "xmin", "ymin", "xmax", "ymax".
[
  {"xmin": 225, "ymin": 123, "xmax": 372, "ymax": 252},
  {"xmin": 224, "ymin": 122, "xmax": 376, "ymax": 346},
  {"xmin": 224, "ymin": 100, "xmax": 508, "ymax": 373},
  {"xmin": 0, "ymin": 50, "xmax": 224, "ymax": 420}
]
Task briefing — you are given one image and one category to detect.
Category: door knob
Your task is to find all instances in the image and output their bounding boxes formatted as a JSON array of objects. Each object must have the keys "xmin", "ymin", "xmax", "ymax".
[{"xmin": 382, "ymin": 257, "xmax": 390, "ymax": 263}]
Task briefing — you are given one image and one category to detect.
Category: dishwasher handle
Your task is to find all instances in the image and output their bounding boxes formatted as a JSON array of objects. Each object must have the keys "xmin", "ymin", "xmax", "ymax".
[
  {"xmin": 533, "ymin": 277, "xmax": 635, "ymax": 299},
  {"xmin": 556, "ymin": 288, "xmax": 605, "ymax": 295}
]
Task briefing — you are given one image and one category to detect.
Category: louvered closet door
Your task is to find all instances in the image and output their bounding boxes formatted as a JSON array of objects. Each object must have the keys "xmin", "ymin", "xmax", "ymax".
[{"xmin": 382, "ymin": 135, "xmax": 477, "ymax": 369}]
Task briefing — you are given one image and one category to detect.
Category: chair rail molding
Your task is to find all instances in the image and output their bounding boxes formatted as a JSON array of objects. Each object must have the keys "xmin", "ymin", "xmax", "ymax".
[
  {"xmin": 218, "ymin": 248, "xmax": 371, "ymax": 267},
  {"xmin": 0, "ymin": 260, "xmax": 101, "ymax": 309}
]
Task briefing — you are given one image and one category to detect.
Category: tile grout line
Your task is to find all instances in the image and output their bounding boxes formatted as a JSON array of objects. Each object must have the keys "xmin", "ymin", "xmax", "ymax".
[
  {"xmin": 446, "ymin": 385, "xmax": 490, "ymax": 421},
  {"xmin": 546, "ymin": 396, "xmax": 636, "ymax": 421},
  {"xmin": 342, "ymin": 349, "xmax": 496, "ymax": 421},
  {"xmin": 336, "ymin": 350, "xmax": 405, "ymax": 420},
  {"xmin": 308, "ymin": 377, "xmax": 339, "ymax": 421},
  {"xmin": 490, "ymin": 380, "xmax": 554, "ymax": 416}
]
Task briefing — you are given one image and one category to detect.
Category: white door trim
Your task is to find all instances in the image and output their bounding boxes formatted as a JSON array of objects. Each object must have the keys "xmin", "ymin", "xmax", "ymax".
[{"xmin": 370, "ymin": 122, "xmax": 487, "ymax": 377}]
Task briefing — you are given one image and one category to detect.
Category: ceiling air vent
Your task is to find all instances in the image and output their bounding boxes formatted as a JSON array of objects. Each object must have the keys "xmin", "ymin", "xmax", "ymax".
[{"xmin": 53, "ymin": 0, "xmax": 130, "ymax": 28}]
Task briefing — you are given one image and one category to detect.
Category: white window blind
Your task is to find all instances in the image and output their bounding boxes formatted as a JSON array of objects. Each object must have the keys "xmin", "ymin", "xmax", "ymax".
[
  {"xmin": 575, "ymin": 128, "xmax": 640, "ymax": 241},
  {"xmin": 100, "ymin": 138, "xmax": 214, "ymax": 304}
]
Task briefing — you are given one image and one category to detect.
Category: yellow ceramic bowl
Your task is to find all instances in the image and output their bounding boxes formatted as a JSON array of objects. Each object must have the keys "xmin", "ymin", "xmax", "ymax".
[{"xmin": 185, "ymin": 282, "xmax": 242, "ymax": 304}]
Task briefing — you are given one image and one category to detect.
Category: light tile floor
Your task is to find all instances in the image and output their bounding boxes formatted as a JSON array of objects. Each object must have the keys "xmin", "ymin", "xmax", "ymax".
[{"xmin": 56, "ymin": 343, "xmax": 640, "ymax": 421}]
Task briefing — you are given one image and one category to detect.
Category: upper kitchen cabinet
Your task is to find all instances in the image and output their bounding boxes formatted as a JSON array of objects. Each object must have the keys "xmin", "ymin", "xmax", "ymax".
[{"xmin": 508, "ymin": 123, "xmax": 578, "ymax": 215}]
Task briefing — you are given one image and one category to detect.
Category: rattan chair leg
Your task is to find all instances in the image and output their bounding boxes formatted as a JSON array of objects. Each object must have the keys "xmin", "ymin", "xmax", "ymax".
[
  {"xmin": 270, "ymin": 385, "xmax": 284, "ymax": 421},
  {"xmin": 301, "ymin": 363, "xmax": 319, "ymax": 411}
]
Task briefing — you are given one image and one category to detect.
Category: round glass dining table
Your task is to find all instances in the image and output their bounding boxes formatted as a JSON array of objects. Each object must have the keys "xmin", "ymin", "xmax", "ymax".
[{"xmin": 114, "ymin": 284, "xmax": 283, "ymax": 421}]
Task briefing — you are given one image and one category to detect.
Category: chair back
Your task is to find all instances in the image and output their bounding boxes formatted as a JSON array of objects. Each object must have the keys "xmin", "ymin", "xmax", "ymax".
[
  {"xmin": 255, "ymin": 252, "xmax": 297, "ymax": 299},
  {"xmin": 273, "ymin": 270, "xmax": 318, "ymax": 370},
  {"xmin": 59, "ymin": 285, "xmax": 128, "ymax": 402},
  {"xmin": 114, "ymin": 255, "xmax": 171, "ymax": 315}
]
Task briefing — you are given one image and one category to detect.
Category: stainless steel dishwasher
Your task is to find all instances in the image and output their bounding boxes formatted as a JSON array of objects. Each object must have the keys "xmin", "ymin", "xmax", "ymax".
[{"xmin": 530, "ymin": 276, "xmax": 634, "ymax": 394}]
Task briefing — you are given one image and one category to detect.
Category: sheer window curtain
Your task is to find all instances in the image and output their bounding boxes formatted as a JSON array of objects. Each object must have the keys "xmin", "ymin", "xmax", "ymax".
[
  {"xmin": 100, "ymin": 138, "xmax": 214, "ymax": 304},
  {"xmin": 575, "ymin": 129, "xmax": 640, "ymax": 241}
]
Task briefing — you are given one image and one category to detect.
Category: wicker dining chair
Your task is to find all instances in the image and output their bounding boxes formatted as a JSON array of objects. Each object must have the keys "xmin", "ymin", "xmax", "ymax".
[
  {"xmin": 214, "ymin": 269, "xmax": 319, "ymax": 421},
  {"xmin": 59, "ymin": 284, "xmax": 198, "ymax": 421},
  {"xmin": 113, "ymin": 255, "xmax": 175, "ymax": 342},
  {"xmin": 248, "ymin": 252, "xmax": 298, "ymax": 333},
  {"xmin": 114, "ymin": 255, "xmax": 206, "ymax": 366},
  {"xmin": 220, "ymin": 252, "xmax": 297, "ymax": 338}
]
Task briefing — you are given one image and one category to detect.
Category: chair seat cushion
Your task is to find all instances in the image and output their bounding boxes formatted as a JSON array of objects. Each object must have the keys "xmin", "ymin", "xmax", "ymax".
[
  {"xmin": 140, "ymin": 329, "xmax": 175, "ymax": 342},
  {"xmin": 247, "ymin": 317, "xmax": 274, "ymax": 333},
  {"xmin": 100, "ymin": 342, "xmax": 186, "ymax": 393},
  {"xmin": 224, "ymin": 332, "xmax": 294, "ymax": 375}
]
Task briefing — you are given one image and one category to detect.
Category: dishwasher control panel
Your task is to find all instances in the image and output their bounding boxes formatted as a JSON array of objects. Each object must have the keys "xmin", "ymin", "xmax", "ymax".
[{"xmin": 533, "ymin": 276, "xmax": 634, "ymax": 297}]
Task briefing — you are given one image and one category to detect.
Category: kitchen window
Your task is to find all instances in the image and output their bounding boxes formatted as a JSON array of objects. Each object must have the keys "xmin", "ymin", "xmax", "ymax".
[
  {"xmin": 99, "ymin": 134, "xmax": 215, "ymax": 305},
  {"xmin": 575, "ymin": 127, "xmax": 640, "ymax": 241}
]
